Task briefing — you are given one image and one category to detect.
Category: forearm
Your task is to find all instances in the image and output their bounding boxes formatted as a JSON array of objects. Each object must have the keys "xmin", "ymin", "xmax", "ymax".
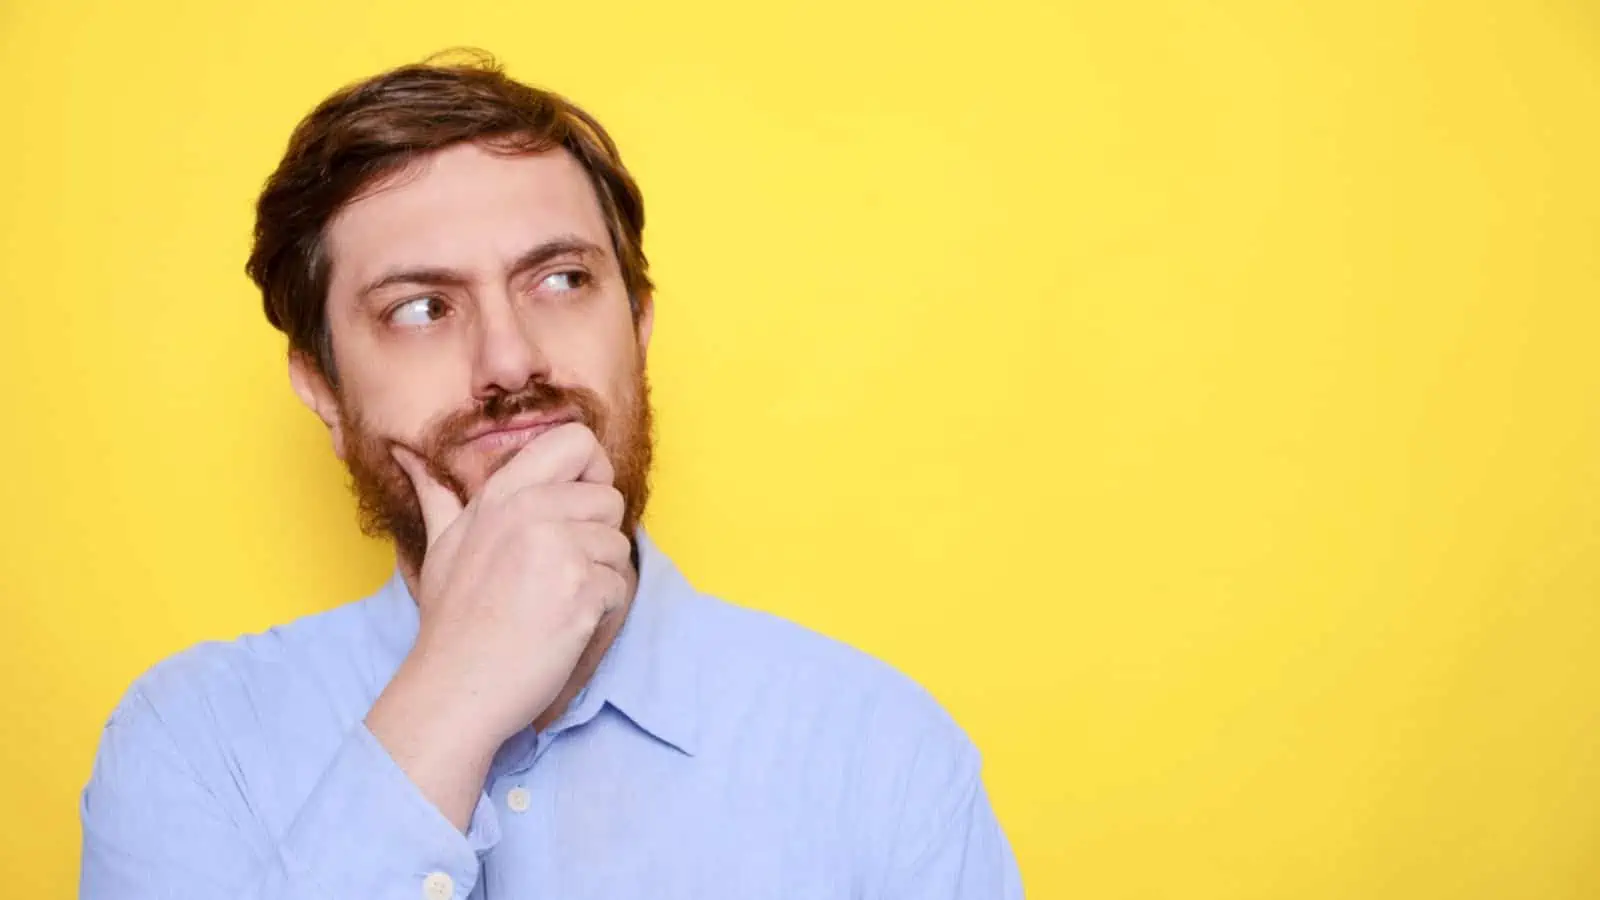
[{"xmin": 365, "ymin": 652, "xmax": 503, "ymax": 831}]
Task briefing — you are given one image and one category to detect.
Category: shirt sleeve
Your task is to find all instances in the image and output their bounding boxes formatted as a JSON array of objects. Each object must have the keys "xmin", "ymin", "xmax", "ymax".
[
  {"xmin": 80, "ymin": 688, "xmax": 500, "ymax": 900},
  {"xmin": 883, "ymin": 771, "xmax": 1025, "ymax": 900},
  {"xmin": 872, "ymin": 717, "xmax": 1025, "ymax": 899}
]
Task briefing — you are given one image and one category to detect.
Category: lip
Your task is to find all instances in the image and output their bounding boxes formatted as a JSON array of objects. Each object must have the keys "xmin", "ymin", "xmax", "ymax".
[{"xmin": 461, "ymin": 411, "xmax": 579, "ymax": 450}]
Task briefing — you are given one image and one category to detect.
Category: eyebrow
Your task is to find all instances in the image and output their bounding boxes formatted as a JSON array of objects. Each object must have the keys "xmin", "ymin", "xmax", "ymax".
[{"xmin": 355, "ymin": 235, "xmax": 608, "ymax": 300}]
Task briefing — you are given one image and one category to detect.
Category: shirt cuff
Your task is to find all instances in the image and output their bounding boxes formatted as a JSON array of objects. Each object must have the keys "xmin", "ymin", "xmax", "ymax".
[{"xmin": 277, "ymin": 722, "xmax": 502, "ymax": 899}]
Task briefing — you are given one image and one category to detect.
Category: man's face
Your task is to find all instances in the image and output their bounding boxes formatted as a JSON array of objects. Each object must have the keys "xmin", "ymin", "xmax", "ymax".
[{"xmin": 292, "ymin": 142, "xmax": 654, "ymax": 572}]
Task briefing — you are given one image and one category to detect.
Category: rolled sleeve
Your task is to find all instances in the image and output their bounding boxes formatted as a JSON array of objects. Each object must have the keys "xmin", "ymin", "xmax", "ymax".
[
  {"xmin": 81, "ymin": 690, "xmax": 501, "ymax": 900},
  {"xmin": 278, "ymin": 723, "xmax": 500, "ymax": 897}
]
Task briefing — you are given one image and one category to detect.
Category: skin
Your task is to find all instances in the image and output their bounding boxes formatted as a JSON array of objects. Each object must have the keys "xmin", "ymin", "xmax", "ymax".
[{"xmin": 288, "ymin": 142, "xmax": 654, "ymax": 829}]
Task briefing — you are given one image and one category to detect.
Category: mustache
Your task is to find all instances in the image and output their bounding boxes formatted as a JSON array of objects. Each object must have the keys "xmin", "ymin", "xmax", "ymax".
[{"xmin": 420, "ymin": 379, "xmax": 607, "ymax": 457}]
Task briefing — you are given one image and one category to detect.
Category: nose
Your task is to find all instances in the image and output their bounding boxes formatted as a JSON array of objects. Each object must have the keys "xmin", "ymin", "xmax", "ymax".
[{"xmin": 470, "ymin": 293, "xmax": 548, "ymax": 399}]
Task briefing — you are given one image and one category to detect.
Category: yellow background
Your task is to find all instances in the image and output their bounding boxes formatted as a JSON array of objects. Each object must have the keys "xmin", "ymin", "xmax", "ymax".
[{"xmin": 2, "ymin": 0, "xmax": 1597, "ymax": 896}]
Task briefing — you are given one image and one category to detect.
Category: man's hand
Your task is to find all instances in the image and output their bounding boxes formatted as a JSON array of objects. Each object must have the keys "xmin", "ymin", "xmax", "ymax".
[{"xmin": 364, "ymin": 423, "xmax": 631, "ymax": 829}]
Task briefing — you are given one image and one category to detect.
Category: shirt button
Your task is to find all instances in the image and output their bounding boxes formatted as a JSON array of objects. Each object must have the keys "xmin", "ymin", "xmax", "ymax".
[
  {"xmin": 506, "ymin": 786, "xmax": 532, "ymax": 813},
  {"xmin": 422, "ymin": 871, "xmax": 454, "ymax": 900}
]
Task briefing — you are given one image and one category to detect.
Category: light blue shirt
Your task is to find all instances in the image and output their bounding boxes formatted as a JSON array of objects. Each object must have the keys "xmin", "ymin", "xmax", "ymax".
[{"xmin": 80, "ymin": 532, "xmax": 1023, "ymax": 898}]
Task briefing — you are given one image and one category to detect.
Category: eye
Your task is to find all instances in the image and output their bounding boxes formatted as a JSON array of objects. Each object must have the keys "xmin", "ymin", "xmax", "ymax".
[
  {"xmin": 387, "ymin": 295, "xmax": 449, "ymax": 327},
  {"xmin": 540, "ymin": 270, "xmax": 591, "ymax": 294}
]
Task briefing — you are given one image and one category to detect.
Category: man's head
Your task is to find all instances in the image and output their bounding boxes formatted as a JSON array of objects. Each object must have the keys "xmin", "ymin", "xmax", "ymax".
[{"xmin": 247, "ymin": 52, "xmax": 655, "ymax": 573}]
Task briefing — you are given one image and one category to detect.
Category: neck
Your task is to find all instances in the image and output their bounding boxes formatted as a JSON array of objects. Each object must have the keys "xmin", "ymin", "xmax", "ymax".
[{"xmin": 398, "ymin": 546, "xmax": 642, "ymax": 735}]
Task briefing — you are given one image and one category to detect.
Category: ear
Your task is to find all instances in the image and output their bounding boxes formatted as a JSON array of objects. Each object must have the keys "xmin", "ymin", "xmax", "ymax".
[
  {"xmin": 289, "ymin": 350, "xmax": 348, "ymax": 460},
  {"xmin": 634, "ymin": 291, "xmax": 655, "ymax": 354}
]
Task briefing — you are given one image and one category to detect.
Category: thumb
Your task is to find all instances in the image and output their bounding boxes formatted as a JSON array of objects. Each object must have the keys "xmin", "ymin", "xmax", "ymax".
[{"xmin": 390, "ymin": 445, "xmax": 464, "ymax": 549}]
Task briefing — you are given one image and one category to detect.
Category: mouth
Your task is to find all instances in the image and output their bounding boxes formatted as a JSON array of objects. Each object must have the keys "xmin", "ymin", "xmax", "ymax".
[{"xmin": 460, "ymin": 411, "xmax": 580, "ymax": 454}]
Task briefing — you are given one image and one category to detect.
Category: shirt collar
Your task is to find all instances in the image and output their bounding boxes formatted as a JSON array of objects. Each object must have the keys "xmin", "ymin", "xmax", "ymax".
[{"xmin": 365, "ymin": 528, "xmax": 701, "ymax": 756}]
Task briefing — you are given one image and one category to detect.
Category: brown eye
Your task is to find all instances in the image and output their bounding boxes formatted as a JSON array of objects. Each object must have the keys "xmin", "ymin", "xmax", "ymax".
[
  {"xmin": 388, "ymin": 295, "xmax": 448, "ymax": 326},
  {"xmin": 541, "ymin": 270, "xmax": 590, "ymax": 293}
]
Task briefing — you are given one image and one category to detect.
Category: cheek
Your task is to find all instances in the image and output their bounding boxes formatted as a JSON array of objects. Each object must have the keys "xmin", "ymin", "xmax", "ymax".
[
  {"xmin": 538, "ymin": 337, "xmax": 619, "ymax": 402},
  {"xmin": 330, "ymin": 313, "xmax": 472, "ymax": 437},
  {"xmin": 609, "ymin": 347, "xmax": 644, "ymax": 407},
  {"xmin": 339, "ymin": 370, "xmax": 459, "ymax": 450},
  {"xmin": 570, "ymin": 354, "xmax": 641, "ymax": 432},
  {"xmin": 569, "ymin": 311, "xmax": 644, "ymax": 387}
]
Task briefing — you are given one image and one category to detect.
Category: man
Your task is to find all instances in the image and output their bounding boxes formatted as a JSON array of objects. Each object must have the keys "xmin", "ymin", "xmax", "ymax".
[{"xmin": 80, "ymin": 53, "xmax": 1022, "ymax": 899}]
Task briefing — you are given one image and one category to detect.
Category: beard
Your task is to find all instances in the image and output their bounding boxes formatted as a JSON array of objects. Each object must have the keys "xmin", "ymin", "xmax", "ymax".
[{"xmin": 336, "ymin": 365, "xmax": 654, "ymax": 575}]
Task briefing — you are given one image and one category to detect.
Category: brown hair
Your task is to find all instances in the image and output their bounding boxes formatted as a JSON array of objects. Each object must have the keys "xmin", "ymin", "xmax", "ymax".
[{"xmin": 245, "ymin": 50, "xmax": 652, "ymax": 383}]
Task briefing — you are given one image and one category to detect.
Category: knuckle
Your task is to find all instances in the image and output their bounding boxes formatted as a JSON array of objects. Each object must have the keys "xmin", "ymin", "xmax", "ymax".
[
  {"xmin": 604, "ymin": 486, "xmax": 625, "ymax": 519},
  {"xmin": 606, "ymin": 529, "xmax": 631, "ymax": 562}
]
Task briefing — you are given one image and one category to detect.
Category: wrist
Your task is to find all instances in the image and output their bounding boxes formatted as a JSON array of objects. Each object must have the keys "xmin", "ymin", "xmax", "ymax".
[
  {"xmin": 365, "ymin": 656, "xmax": 507, "ymax": 832},
  {"xmin": 371, "ymin": 652, "xmax": 510, "ymax": 765}
]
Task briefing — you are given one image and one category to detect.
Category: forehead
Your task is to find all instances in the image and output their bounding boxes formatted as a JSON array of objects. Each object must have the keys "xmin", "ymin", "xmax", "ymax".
[{"xmin": 324, "ymin": 142, "xmax": 612, "ymax": 293}]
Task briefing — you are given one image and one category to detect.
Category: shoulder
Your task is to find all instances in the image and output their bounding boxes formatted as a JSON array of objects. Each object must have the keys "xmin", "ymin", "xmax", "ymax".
[
  {"xmin": 123, "ymin": 592, "xmax": 394, "ymax": 720},
  {"xmin": 99, "ymin": 584, "xmax": 409, "ymax": 777},
  {"xmin": 673, "ymin": 590, "xmax": 985, "ymax": 865},
  {"xmin": 685, "ymin": 593, "xmax": 930, "ymax": 700},
  {"xmin": 678, "ymin": 590, "xmax": 978, "ymax": 768},
  {"xmin": 84, "ymin": 585, "xmax": 411, "ymax": 847}
]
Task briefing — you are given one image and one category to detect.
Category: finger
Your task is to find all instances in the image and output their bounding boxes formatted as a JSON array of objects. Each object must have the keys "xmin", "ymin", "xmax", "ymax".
[
  {"xmin": 571, "ymin": 430, "xmax": 616, "ymax": 487},
  {"xmin": 481, "ymin": 422, "xmax": 615, "ymax": 503},
  {"xmin": 391, "ymin": 445, "xmax": 465, "ymax": 548},
  {"xmin": 569, "ymin": 521, "xmax": 633, "ymax": 579},
  {"xmin": 508, "ymin": 482, "xmax": 626, "ymax": 529},
  {"xmin": 583, "ymin": 563, "xmax": 630, "ymax": 616}
]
